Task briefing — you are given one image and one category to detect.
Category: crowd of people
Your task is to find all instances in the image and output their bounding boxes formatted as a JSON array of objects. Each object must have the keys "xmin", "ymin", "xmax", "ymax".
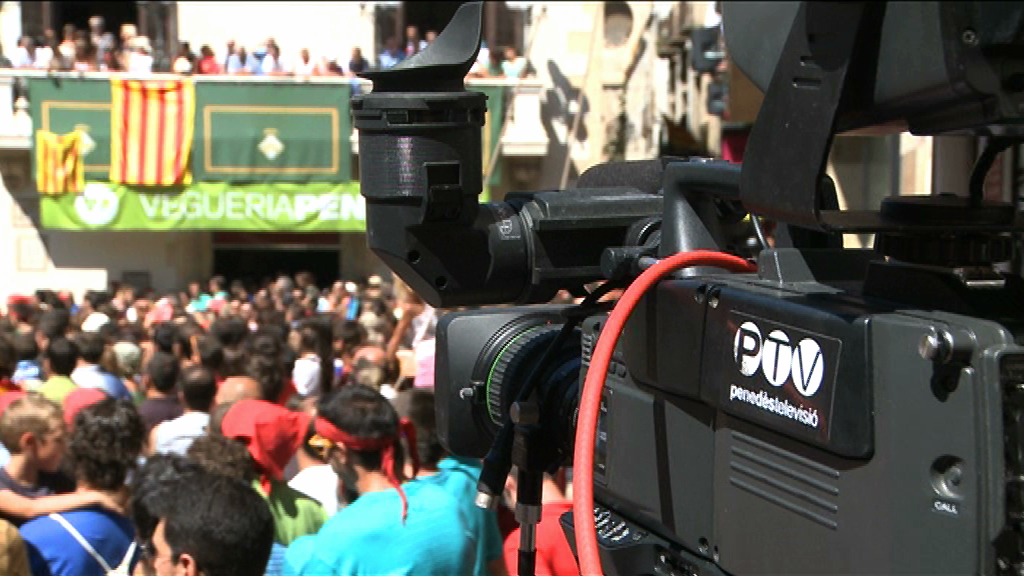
[
  {"xmin": 6, "ymin": 17, "xmax": 531, "ymax": 80},
  {"xmin": 0, "ymin": 270, "xmax": 578, "ymax": 576}
]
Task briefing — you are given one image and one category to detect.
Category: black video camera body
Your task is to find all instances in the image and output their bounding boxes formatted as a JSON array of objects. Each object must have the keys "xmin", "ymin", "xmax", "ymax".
[{"xmin": 355, "ymin": 2, "xmax": 1024, "ymax": 574}]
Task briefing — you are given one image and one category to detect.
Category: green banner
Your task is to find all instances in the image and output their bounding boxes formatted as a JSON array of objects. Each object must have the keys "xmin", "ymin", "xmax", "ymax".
[
  {"xmin": 476, "ymin": 84, "xmax": 504, "ymax": 188},
  {"xmin": 28, "ymin": 77, "xmax": 113, "ymax": 181},
  {"xmin": 41, "ymin": 181, "xmax": 367, "ymax": 231},
  {"xmin": 193, "ymin": 82, "xmax": 353, "ymax": 183},
  {"xmin": 28, "ymin": 77, "xmax": 505, "ymax": 189}
]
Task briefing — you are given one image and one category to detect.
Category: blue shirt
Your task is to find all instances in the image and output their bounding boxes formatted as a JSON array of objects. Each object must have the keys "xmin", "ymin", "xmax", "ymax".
[
  {"xmin": 71, "ymin": 365, "xmax": 131, "ymax": 399},
  {"xmin": 265, "ymin": 542, "xmax": 287, "ymax": 576},
  {"xmin": 21, "ymin": 508, "xmax": 137, "ymax": 576},
  {"xmin": 416, "ymin": 457, "xmax": 504, "ymax": 576},
  {"xmin": 283, "ymin": 481, "xmax": 475, "ymax": 576}
]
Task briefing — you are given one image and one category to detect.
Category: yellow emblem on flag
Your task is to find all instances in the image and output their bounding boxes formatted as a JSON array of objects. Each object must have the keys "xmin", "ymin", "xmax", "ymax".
[
  {"xmin": 109, "ymin": 77, "xmax": 195, "ymax": 187},
  {"xmin": 35, "ymin": 130, "xmax": 85, "ymax": 195}
]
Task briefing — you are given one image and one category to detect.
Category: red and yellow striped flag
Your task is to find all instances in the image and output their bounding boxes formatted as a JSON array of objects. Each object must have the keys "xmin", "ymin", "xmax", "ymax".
[
  {"xmin": 109, "ymin": 77, "xmax": 195, "ymax": 187},
  {"xmin": 35, "ymin": 130, "xmax": 85, "ymax": 195}
]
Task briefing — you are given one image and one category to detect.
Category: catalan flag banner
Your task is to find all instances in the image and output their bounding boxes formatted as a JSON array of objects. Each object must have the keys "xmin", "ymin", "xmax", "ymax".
[
  {"xmin": 109, "ymin": 78, "xmax": 195, "ymax": 187},
  {"xmin": 35, "ymin": 130, "xmax": 85, "ymax": 195}
]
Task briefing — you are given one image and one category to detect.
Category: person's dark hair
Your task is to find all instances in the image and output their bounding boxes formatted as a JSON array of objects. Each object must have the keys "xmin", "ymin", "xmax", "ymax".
[
  {"xmin": 0, "ymin": 336, "xmax": 14, "ymax": 379},
  {"xmin": 85, "ymin": 290, "xmax": 111, "ymax": 311},
  {"xmin": 317, "ymin": 384, "xmax": 403, "ymax": 472},
  {"xmin": 220, "ymin": 346, "xmax": 247, "ymax": 379},
  {"xmin": 334, "ymin": 320, "xmax": 366, "ymax": 355},
  {"xmin": 395, "ymin": 389, "xmax": 445, "ymax": 468},
  {"xmin": 186, "ymin": 433, "xmax": 257, "ymax": 483},
  {"xmin": 152, "ymin": 322, "xmax": 178, "ymax": 355},
  {"xmin": 45, "ymin": 338, "xmax": 78, "ymax": 377},
  {"xmin": 211, "ymin": 317, "xmax": 248, "ymax": 348},
  {"xmin": 245, "ymin": 330, "xmax": 285, "ymax": 401},
  {"xmin": 74, "ymin": 331, "xmax": 106, "ymax": 364},
  {"xmin": 210, "ymin": 275, "xmax": 226, "ymax": 293},
  {"xmin": 176, "ymin": 321, "xmax": 203, "ymax": 360},
  {"xmin": 178, "ymin": 365, "xmax": 216, "ymax": 412},
  {"xmin": 131, "ymin": 454, "xmax": 200, "ymax": 540},
  {"xmin": 197, "ymin": 336, "xmax": 224, "ymax": 375},
  {"xmin": 131, "ymin": 454, "xmax": 274, "ymax": 576},
  {"xmin": 69, "ymin": 397, "xmax": 144, "ymax": 490},
  {"xmin": 11, "ymin": 302, "xmax": 34, "ymax": 325},
  {"xmin": 36, "ymin": 309, "xmax": 70, "ymax": 341},
  {"xmin": 12, "ymin": 333, "xmax": 37, "ymax": 363},
  {"xmin": 147, "ymin": 351, "xmax": 180, "ymax": 394}
]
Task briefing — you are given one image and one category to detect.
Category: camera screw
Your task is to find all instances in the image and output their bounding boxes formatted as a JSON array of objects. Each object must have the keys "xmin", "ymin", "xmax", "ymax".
[
  {"xmin": 459, "ymin": 386, "xmax": 475, "ymax": 400},
  {"xmin": 961, "ymin": 28, "xmax": 978, "ymax": 46}
]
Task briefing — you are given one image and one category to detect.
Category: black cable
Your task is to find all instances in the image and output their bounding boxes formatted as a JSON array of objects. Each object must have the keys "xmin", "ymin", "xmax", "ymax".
[{"xmin": 970, "ymin": 137, "xmax": 1018, "ymax": 207}]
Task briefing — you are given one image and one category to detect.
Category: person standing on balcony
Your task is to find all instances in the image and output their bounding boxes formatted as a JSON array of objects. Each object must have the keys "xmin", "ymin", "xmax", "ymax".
[
  {"xmin": 88, "ymin": 16, "xmax": 112, "ymax": 69},
  {"xmin": 501, "ymin": 47, "xmax": 527, "ymax": 79},
  {"xmin": 33, "ymin": 30, "xmax": 56, "ymax": 70},
  {"xmin": 259, "ymin": 44, "xmax": 287, "ymax": 76},
  {"xmin": 172, "ymin": 42, "xmax": 194, "ymax": 75},
  {"xmin": 72, "ymin": 35, "xmax": 98, "ymax": 73},
  {"xmin": 405, "ymin": 25, "xmax": 426, "ymax": 57},
  {"xmin": 196, "ymin": 45, "xmax": 221, "ymax": 75},
  {"xmin": 227, "ymin": 46, "xmax": 253, "ymax": 75},
  {"xmin": 346, "ymin": 48, "xmax": 369, "ymax": 77},
  {"xmin": 293, "ymin": 49, "xmax": 319, "ymax": 77},
  {"xmin": 223, "ymin": 40, "xmax": 235, "ymax": 70},
  {"xmin": 12, "ymin": 37, "xmax": 34, "ymax": 69},
  {"xmin": 58, "ymin": 24, "xmax": 76, "ymax": 62},
  {"xmin": 378, "ymin": 37, "xmax": 404, "ymax": 69}
]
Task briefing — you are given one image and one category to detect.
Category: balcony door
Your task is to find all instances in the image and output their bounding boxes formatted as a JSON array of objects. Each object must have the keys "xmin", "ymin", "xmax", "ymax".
[{"xmin": 31, "ymin": 2, "xmax": 178, "ymax": 72}]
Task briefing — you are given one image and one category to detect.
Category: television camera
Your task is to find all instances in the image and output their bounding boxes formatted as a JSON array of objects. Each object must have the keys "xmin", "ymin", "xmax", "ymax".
[{"xmin": 353, "ymin": 2, "xmax": 1024, "ymax": 574}]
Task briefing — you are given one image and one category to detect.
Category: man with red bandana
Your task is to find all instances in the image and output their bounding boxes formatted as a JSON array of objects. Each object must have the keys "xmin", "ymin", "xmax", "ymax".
[
  {"xmin": 283, "ymin": 384, "xmax": 475, "ymax": 576},
  {"xmin": 218, "ymin": 399, "xmax": 326, "ymax": 547}
]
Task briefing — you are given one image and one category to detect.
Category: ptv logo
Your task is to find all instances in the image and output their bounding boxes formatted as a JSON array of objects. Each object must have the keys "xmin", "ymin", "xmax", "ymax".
[{"xmin": 733, "ymin": 321, "xmax": 824, "ymax": 397}]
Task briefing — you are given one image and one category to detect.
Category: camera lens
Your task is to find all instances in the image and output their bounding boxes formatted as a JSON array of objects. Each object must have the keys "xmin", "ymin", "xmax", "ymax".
[{"xmin": 470, "ymin": 314, "xmax": 582, "ymax": 459}]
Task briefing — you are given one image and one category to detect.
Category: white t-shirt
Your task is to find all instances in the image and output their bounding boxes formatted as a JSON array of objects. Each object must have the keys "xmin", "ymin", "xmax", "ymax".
[
  {"xmin": 129, "ymin": 53, "xmax": 153, "ymax": 73},
  {"xmin": 34, "ymin": 46, "xmax": 53, "ymax": 69},
  {"xmin": 288, "ymin": 465, "xmax": 340, "ymax": 517},
  {"xmin": 293, "ymin": 57, "xmax": 316, "ymax": 76},
  {"xmin": 292, "ymin": 355, "xmax": 321, "ymax": 397}
]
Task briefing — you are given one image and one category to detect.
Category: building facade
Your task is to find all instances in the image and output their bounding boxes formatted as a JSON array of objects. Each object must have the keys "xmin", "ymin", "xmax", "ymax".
[{"xmin": 0, "ymin": 1, "xmax": 665, "ymax": 303}]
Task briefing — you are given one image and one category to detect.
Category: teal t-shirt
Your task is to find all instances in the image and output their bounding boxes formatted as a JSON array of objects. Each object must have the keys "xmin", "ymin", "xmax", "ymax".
[
  {"xmin": 415, "ymin": 457, "xmax": 504, "ymax": 576},
  {"xmin": 283, "ymin": 481, "xmax": 475, "ymax": 576}
]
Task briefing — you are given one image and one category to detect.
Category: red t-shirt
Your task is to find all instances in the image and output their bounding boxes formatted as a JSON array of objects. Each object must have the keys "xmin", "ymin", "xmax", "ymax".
[
  {"xmin": 198, "ymin": 56, "xmax": 221, "ymax": 75},
  {"xmin": 504, "ymin": 501, "xmax": 579, "ymax": 576}
]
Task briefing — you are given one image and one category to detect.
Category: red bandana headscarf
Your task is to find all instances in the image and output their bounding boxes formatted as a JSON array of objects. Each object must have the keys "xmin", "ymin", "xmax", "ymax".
[
  {"xmin": 221, "ymin": 399, "xmax": 312, "ymax": 494},
  {"xmin": 313, "ymin": 416, "xmax": 420, "ymax": 522}
]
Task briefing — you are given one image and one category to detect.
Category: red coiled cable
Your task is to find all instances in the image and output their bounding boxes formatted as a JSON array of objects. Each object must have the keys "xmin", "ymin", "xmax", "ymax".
[{"xmin": 572, "ymin": 250, "xmax": 757, "ymax": 576}]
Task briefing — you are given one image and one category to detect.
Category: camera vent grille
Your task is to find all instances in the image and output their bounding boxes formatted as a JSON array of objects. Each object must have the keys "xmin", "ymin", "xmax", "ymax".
[{"xmin": 728, "ymin": 430, "xmax": 840, "ymax": 530}]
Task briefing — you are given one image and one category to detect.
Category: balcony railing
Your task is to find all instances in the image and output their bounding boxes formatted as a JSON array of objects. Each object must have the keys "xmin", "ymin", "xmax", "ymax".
[{"xmin": 0, "ymin": 71, "xmax": 549, "ymax": 161}]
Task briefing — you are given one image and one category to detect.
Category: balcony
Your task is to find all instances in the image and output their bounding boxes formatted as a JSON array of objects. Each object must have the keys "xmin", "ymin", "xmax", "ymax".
[{"xmin": 0, "ymin": 71, "xmax": 550, "ymax": 163}]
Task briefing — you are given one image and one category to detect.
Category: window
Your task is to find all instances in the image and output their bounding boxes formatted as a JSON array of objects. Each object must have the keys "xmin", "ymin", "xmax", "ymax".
[{"xmin": 604, "ymin": 2, "xmax": 634, "ymax": 48}]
